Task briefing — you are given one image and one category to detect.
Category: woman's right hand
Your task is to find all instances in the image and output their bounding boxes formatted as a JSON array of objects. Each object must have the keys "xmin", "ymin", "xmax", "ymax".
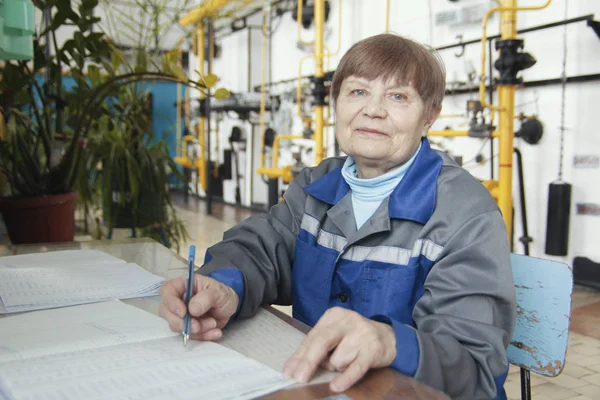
[{"xmin": 158, "ymin": 275, "xmax": 239, "ymax": 341}]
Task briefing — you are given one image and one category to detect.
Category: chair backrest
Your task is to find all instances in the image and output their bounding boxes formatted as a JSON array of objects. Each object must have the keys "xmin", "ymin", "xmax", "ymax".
[{"xmin": 507, "ymin": 253, "xmax": 573, "ymax": 377}]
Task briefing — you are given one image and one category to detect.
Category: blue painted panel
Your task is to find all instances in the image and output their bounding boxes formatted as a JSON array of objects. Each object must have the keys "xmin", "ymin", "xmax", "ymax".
[
  {"xmin": 30, "ymin": 75, "xmax": 183, "ymax": 188},
  {"xmin": 507, "ymin": 253, "xmax": 573, "ymax": 377},
  {"xmin": 139, "ymin": 80, "xmax": 182, "ymax": 160},
  {"xmin": 33, "ymin": 75, "xmax": 182, "ymax": 160}
]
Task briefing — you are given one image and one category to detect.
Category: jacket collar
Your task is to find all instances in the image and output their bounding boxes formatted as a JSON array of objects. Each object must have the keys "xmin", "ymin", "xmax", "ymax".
[{"xmin": 304, "ymin": 138, "xmax": 443, "ymax": 224}]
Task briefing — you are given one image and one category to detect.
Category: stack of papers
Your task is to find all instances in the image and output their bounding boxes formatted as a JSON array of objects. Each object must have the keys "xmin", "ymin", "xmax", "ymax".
[
  {"xmin": 0, "ymin": 301, "xmax": 294, "ymax": 400},
  {"xmin": 0, "ymin": 250, "xmax": 164, "ymax": 314}
]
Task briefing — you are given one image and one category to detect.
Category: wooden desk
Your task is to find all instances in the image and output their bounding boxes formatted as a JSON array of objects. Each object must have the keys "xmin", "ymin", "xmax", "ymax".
[
  {"xmin": 0, "ymin": 238, "xmax": 449, "ymax": 400},
  {"xmin": 263, "ymin": 307, "xmax": 449, "ymax": 400}
]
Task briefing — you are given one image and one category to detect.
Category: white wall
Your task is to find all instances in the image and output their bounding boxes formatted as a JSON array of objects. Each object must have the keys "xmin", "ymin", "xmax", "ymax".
[
  {"xmin": 35, "ymin": 1, "xmax": 191, "ymax": 53},
  {"xmin": 208, "ymin": 0, "xmax": 600, "ymax": 265}
]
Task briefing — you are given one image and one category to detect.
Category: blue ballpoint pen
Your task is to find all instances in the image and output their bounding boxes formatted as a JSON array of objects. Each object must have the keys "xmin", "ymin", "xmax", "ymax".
[{"xmin": 182, "ymin": 245, "xmax": 196, "ymax": 347}]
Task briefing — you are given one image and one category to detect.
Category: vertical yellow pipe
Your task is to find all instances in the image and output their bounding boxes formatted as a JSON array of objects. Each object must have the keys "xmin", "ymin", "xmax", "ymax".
[
  {"xmin": 297, "ymin": 0, "xmax": 314, "ymax": 45},
  {"xmin": 259, "ymin": 1, "xmax": 269, "ymax": 169},
  {"xmin": 197, "ymin": 21, "xmax": 207, "ymax": 191},
  {"xmin": 314, "ymin": 0, "xmax": 325, "ymax": 164},
  {"xmin": 176, "ymin": 51, "xmax": 182, "ymax": 158},
  {"xmin": 176, "ymin": 84, "xmax": 181, "ymax": 158},
  {"xmin": 497, "ymin": 0, "xmax": 517, "ymax": 239},
  {"xmin": 185, "ymin": 87, "xmax": 191, "ymax": 130},
  {"xmin": 209, "ymin": 20, "xmax": 218, "ymax": 178},
  {"xmin": 385, "ymin": 0, "xmax": 391, "ymax": 33}
]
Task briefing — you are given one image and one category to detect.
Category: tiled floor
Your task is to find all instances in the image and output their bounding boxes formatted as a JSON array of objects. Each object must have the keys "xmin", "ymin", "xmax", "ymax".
[{"xmin": 174, "ymin": 194, "xmax": 600, "ymax": 400}]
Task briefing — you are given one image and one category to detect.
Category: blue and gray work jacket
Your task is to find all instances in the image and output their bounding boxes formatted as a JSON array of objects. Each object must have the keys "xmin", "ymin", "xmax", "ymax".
[{"xmin": 201, "ymin": 138, "xmax": 516, "ymax": 400}]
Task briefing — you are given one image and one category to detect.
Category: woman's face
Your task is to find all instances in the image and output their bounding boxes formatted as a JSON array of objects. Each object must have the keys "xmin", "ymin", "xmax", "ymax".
[{"xmin": 335, "ymin": 75, "xmax": 433, "ymax": 177}]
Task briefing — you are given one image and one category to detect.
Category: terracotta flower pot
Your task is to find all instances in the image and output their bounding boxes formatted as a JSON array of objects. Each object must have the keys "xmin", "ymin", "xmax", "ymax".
[{"xmin": 0, "ymin": 192, "xmax": 79, "ymax": 244}]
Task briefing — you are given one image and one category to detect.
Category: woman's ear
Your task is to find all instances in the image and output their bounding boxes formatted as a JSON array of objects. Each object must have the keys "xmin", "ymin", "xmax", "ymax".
[{"xmin": 425, "ymin": 105, "xmax": 442, "ymax": 129}]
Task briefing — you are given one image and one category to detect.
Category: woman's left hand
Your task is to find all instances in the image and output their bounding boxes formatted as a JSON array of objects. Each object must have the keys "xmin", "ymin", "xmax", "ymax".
[{"xmin": 282, "ymin": 307, "xmax": 397, "ymax": 393}]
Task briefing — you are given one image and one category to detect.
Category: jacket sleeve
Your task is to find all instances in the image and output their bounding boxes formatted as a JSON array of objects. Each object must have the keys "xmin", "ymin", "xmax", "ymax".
[
  {"xmin": 378, "ymin": 210, "xmax": 516, "ymax": 399},
  {"xmin": 196, "ymin": 169, "xmax": 310, "ymax": 319}
]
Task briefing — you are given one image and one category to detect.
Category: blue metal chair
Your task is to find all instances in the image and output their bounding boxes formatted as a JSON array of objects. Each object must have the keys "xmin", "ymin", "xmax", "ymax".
[{"xmin": 508, "ymin": 253, "xmax": 573, "ymax": 400}]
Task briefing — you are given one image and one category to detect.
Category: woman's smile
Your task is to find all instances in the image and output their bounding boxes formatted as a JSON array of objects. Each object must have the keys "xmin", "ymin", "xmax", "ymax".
[{"xmin": 355, "ymin": 127, "xmax": 387, "ymax": 136}]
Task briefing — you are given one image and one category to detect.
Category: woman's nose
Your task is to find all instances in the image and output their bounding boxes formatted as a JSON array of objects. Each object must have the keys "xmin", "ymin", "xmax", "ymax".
[{"xmin": 363, "ymin": 96, "xmax": 387, "ymax": 118}]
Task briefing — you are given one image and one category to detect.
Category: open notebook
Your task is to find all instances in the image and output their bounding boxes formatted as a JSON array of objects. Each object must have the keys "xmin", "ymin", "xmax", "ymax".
[
  {"xmin": 0, "ymin": 250, "xmax": 164, "ymax": 314},
  {"xmin": 0, "ymin": 301, "xmax": 302, "ymax": 400}
]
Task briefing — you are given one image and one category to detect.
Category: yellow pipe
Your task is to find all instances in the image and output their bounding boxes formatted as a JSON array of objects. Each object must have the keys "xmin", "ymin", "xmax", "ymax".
[
  {"xmin": 314, "ymin": 0, "xmax": 325, "ymax": 164},
  {"xmin": 498, "ymin": 0, "xmax": 518, "ymax": 240},
  {"xmin": 197, "ymin": 22, "xmax": 207, "ymax": 191},
  {"xmin": 385, "ymin": 0, "xmax": 390, "ymax": 33},
  {"xmin": 479, "ymin": 0, "xmax": 552, "ymax": 112},
  {"xmin": 296, "ymin": 0, "xmax": 342, "ymax": 123},
  {"xmin": 427, "ymin": 130, "xmax": 499, "ymax": 138},
  {"xmin": 256, "ymin": 166, "xmax": 294, "ymax": 182},
  {"xmin": 185, "ymin": 87, "xmax": 191, "ymax": 130},
  {"xmin": 438, "ymin": 113, "xmax": 465, "ymax": 118},
  {"xmin": 179, "ymin": 0, "xmax": 256, "ymax": 27},
  {"xmin": 498, "ymin": 83, "xmax": 515, "ymax": 237},
  {"xmin": 297, "ymin": 0, "xmax": 314, "ymax": 46},
  {"xmin": 296, "ymin": 54, "xmax": 316, "ymax": 123},
  {"xmin": 257, "ymin": 135, "xmax": 303, "ymax": 182},
  {"xmin": 176, "ymin": 51, "xmax": 182, "ymax": 158},
  {"xmin": 176, "ymin": 85, "xmax": 181, "ymax": 158},
  {"xmin": 428, "ymin": 130, "xmax": 470, "ymax": 137},
  {"xmin": 209, "ymin": 19, "xmax": 219, "ymax": 179},
  {"xmin": 259, "ymin": 1, "xmax": 270, "ymax": 169},
  {"xmin": 500, "ymin": 0, "xmax": 550, "ymax": 239},
  {"xmin": 327, "ymin": 0, "xmax": 343, "ymax": 57},
  {"xmin": 272, "ymin": 135, "xmax": 304, "ymax": 167},
  {"xmin": 293, "ymin": 1, "xmax": 329, "ymax": 160},
  {"xmin": 318, "ymin": 0, "xmax": 342, "ymax": 155},
  {"xmin": 476, "ymin": 0, "xmax": 551, "ymax": 237}
]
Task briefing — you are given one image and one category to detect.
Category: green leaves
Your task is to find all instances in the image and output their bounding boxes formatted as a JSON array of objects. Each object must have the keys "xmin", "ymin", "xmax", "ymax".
[
  {"xmin": 214, "ymin": 88, "xmax": 230, "ymax": 99},
  {"xmin": 135, "ymin": 50, "xmax": 148, "ymax": 73},
  {"xmin": 87, "ymin": 65, "xmax": 101, "ymax": 86},
  {"xmin": 2, "ymin": 0, "xmax": 229, "ymax": 205},
  {"xmin": 49, "ymin": 2, "xmax": 78, "ymax": 32},
  {"xmin": 111, "ymin": 49, "xmax": 127, "ymax": 72},
  {"xmin": 0, "ymin": 62, "xmax": 28, "ymax": 95},
  {"xmin": 170, "ymin": 65, "xmax": 189, "ymax": 83},
  {"xmin": 161, "ymin": 49, "xmax": 188, "ymax": 83},
  {"xmin": 33, "ymin": 40, "xmax": 48, "ymax": 71},
  {"xmin": 203, "ymin": 73, "xmax": 218, "ymax": 88}
]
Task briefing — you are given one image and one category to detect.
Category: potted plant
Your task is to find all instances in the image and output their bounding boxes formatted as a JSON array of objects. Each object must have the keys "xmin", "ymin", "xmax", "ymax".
[
  {"xmin": 0, "ymin": 0, "xmax": 228, "ymax": 245},
  {"xmin": 78, "ymin": 84, "xmax": 188, "ymax": 251}
]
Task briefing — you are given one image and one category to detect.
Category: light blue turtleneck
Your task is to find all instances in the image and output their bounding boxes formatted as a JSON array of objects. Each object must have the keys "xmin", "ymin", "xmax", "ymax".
[{"xmin": 341, "ymin": 142, "xmax": 422, "ymax": 230}]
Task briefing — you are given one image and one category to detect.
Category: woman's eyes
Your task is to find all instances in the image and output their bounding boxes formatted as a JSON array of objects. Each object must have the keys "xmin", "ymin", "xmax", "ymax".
[{"xmin": 348, "ymin": 89, "xmax": 406, "ymax": 101}]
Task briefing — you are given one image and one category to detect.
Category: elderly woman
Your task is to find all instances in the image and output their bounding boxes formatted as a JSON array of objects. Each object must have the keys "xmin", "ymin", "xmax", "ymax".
[{"xmin": 159, "ymin": 34, "xmax": 516, "ymax": 399}]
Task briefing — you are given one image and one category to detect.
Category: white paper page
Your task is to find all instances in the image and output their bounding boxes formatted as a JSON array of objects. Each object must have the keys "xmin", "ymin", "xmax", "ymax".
[
  {"xmin": 220, "ymin": 308, "xmax": 339, "ymax": 384},
  {"xmin": 0, "ymin": 262, "xmax": 163, "ymax": 313},
  {"xmin": 0, "ymin": 250, "xmax": 125, "ymax": 268},
  {"xmin": 0, "ymin": 301, "xmax": 176, "ymax": 363},
  {"xmin": 0, "ymin": 336, "xmax": 293, "ymax": 400},
  {"xmin": 0, "ymin": 302, "xmax": 293, "ymax": 400}
]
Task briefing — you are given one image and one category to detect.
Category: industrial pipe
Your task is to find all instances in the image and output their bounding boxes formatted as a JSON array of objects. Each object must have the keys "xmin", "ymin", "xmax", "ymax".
[
  {"xmin": 297, "ymin": 0, "xmax": 314, "ymax": 46},
  {"xmin": 259, "ymin": 0, "xmax": 270, "ymax": 170},
  {"xmin": 479, "ymin": 0, "xmax": 552, "ymax": 112},
  {"xmin": 478, "ymin": 0, "xmax": 552, "ymax": 238},
  {"xmin": 314, "ymin": 0, "xmax": 325, "ymax": 164},
  {"xmin": 385, "ymin": 0, "xmax": 391, "ymax": 33},
  {"xmin": 428, "ymin": 130, "xmax": 499, "ymax": 138},
  {"xmin": 196, "ymin": 22, "xmax": 207, "ymax": 191}
]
